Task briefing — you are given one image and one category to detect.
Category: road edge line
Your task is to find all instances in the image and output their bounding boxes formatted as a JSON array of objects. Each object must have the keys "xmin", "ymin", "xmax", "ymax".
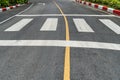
[{"xmin": 0, "ymin": 3, "xmax": 33, "ymax": 25}]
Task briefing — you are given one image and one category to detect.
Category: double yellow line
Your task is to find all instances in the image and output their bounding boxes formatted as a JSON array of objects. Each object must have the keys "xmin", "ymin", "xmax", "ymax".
[{"xmin": 54, "ymin": 1, "xmax": 70, "ymax": 80}]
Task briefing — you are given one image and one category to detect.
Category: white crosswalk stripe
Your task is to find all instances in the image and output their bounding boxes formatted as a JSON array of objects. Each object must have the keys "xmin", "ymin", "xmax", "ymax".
[
  {"xmin": 3, "ymin": 18, "xmax": 120, "ymax": 34},
  {"xmin": 99, "ymin": 19, "xmax": 120, "ymax": 34},
  {"xmin": 5, "ymin": 18, "xmax": 33, "ymax": 31},
  {"xmin": 40, "ymin": 18, "xmax": 58, "ymax": 31},
  {"xmin": 73, "ymin": 18, "xmax": 94, "ymax": 32}
]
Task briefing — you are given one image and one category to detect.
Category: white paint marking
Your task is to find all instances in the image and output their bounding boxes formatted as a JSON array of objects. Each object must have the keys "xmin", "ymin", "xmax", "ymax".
[
  {"xmin": 38, "ymin": 3, "xmax": 45, "ymax": 5},
  {"xmin": 91, "ymin": 3, "xmax": 95, "ymax": 7},
  {"xmin": 6, "ymin": 7, "xmax": 10, "ymax": 10},
  {"xmin": 17, "ymin": 4, "xmax": 21, "ymax": 7},
  {"xmin": 16, "ymin": 14, "xmax": 62, "ymax": 16},
  {"xmin": 73, "ymin": 18, "xmax": 94, "ymax": 32},
  {"xmin": 0, "ymin": 4, "xmax": 33, "ymax": 25},
  {"xmin": 82, "ymin": 1, "xmax": 85, "ymax": 4},
  {"xmin": 98, "ymin": 5, "xmax": 103, "ymax": 10},
  {"xmin": 0, "ymin": 15, "xmax": 16, "ymax": 25},
  {"xmin": 40, "ymin": 18, "xmax": 58, "ymax": 31},
  {"xmin": 13, "ymin": 6, "xmax": 16, "ymax": 8},
  {"xmin": 15, "ymin": 14, "xmax": 115, "ymax": 17},
  {"xmin": 0, "ymin": 9, "xmax": 2, "ymax": 12},
  {"xmin": 17, "ymin": 4, "xmax": 34, "ymax": 15},
  {"xmin": 86, "ymin": 2, "xmax": 89, "ymax": 6},
  {"xmin": 0, "ymin": 40, "xmax": 120, "ymax": 51},
  {"xmin": 5, "ymin": 19, "xmax": 33, "ymax": 31},
  {"xmin": 107, "ymin": 8, "xmax": 114, "ymax": 13},
  {"xmin": 99, "ymin": 19, "xmax": 120, "ymax": 34}
]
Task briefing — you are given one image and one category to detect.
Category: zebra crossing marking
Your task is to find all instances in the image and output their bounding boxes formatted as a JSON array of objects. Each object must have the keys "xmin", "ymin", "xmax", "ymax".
[
  {"xmin": 73, "ymin": 18, "xmax": 94, "ymax": 32},
  {"xmin": 99, "ymin": 19, "xmax": 120, "ymax": 34},
  {"xmin": 40, "ymin": 18, "xmax": 58, "ymax": 31},
  {"xmin": 5, "ymin": 18, "xmax": 33, "ymax": 31},
  {"xmin": 3, "ymin": 18, "xmax": 120, "ymax": 34}
]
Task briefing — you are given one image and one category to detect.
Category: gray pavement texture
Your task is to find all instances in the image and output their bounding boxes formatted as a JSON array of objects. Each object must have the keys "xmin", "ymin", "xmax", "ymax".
[{"xmin": 0, "ymin": 0, "xmax": 120, "ymax": 80}]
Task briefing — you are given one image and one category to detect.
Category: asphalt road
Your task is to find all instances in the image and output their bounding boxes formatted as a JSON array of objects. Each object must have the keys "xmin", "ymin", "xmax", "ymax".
[{"xmin": 0, "ymin": 0, "xmax": 120, "ymax": 80}]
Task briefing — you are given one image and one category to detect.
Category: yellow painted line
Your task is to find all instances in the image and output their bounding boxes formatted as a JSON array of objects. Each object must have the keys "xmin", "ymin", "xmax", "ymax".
[
  {"xmin": 54, "ymin": 2, "xmax": 70, "ymax": 40},
  {"xmin": 54, "ymin": 1, "xmax": 70, "ymax": 80},
  {"xmin": 64, "ymin": 47, "xmax": 70, "ymax": 80}
]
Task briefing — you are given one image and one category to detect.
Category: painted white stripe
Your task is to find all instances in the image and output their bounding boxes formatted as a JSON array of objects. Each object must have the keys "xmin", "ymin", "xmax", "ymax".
[
  {"xmin": 17, "ymin": 4, "xmax": 21, "ymax": 7},
  {"xmin": 86, "ymin": 2, "xmax": 89, "ymax": 6},
  {"xmin": 38, "ymin": 3, "xmax": 45, "ymax": 5},
  {"xmin": 82, "ymin": 1, "xmax": 85, "ymax": 4},
  {"xmin": 5, "ymin": 18, "xmax": 33, "ymax": 31},
  {"xmin": 73, "ymin": 18, "xmax": 94, "ymax": 32},
  {"xmin": 6, "ymin": 7, "xmax": 10, "ymax": 10},
  {"xmin": 107, "ymin": 8, "xmax": 114, "ymax": 13},
  {"xmin": 91, "ymin": 3, "xmax": 95, "ymax": 7},
  {"xmin": 16, "ymin": 14, "xmax": 63, "ymax": 16},
  {"xmin": 13, "ymin": 6, "xmax": 16, "ymax": 8},
  {"xmin": 0, "ymin": 40, "xmax": 120, "ymax": 51},
  {"xmin": 0, "ymin": 9, "xmax": 2, "ymax": 12},
  {"xmin": 0, "ymin": 4, "xmax": 33, "ymax": 25},
  {"xmin": 40, "ymin": 18, "xmax": 58, "ymax": 31},
  {"xmin": 15, "ymin": 14, "xmax": 115, "ymax": 17},
  {"xmin": 99, "ymin": 19, "xmax": 120, "ymax": 34},
  {"xmin": 98, "ymin": 5, "xmax": 103, "ymax": 10},
  {"xmin": 17, "ymin": 4, "xmax": 33, "ymax": 15}
]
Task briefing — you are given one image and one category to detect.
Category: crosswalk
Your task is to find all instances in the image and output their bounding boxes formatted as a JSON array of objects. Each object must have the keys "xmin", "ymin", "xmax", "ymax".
[
  {"xmin": 5, "ymin": 19, "xmax": 33, "ymax": 31},
  {"xmin": 40, "ymin": 18, "xmax": 58, "ymax": 31},
  {"xmin": 3, "ymin": 18, "xmax": 120, "ymax": 34},
  {"xmin": 99, "ymin": 19, "xmax": 120, "ymax": 34},
  {"xmin": 73, "ymin": 18, "xmax": 94, "ymax": 32}
]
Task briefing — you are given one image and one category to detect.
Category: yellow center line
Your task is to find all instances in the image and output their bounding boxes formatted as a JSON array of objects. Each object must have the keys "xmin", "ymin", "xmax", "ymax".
[
  {"xmin": 54, "ymin": 1, "xmax": 70, "ymax": 40},
  {"xmin": 54, "ymin": 1, "xmax": 70, "ymax": 80}
]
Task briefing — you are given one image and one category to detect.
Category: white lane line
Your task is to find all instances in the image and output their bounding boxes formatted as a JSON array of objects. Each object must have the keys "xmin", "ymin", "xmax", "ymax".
[
  {"xmin": 40, "ymin": 18, "xmax": 58, "ymax": 31},
  {"xmin": 73, "ymin": 18, "xmax": 94, "ymax": 32},
  {"xmin": 15, "ymin": 14, "xmax": 116, "ymax": 17},
  {"xmin": 5, "ymin": 18, "xmax": 33, "ymax": 31},
  {"xmin": 17, "ymin": 3, "xmax": 34, "ymax": 15},
  {"xmin": 0, "ymin": 4, "xmax": 33, "ymax": 25},
  {"xmin": 99, "ymin": 19, "xmax": 120, "ymax": 34},
  {"xmin": 0, "ymin": 40, "xmax": 120, "ymax": 51},
  {"xmin": 16, "ymin": 14, "xmax": 62, "ymax": 16}
]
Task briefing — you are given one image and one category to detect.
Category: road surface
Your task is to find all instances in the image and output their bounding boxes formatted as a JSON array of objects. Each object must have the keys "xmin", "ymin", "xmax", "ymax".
[{"xmin": 0, "ymin": 0, "xmax": 120, "ymax": 80}]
